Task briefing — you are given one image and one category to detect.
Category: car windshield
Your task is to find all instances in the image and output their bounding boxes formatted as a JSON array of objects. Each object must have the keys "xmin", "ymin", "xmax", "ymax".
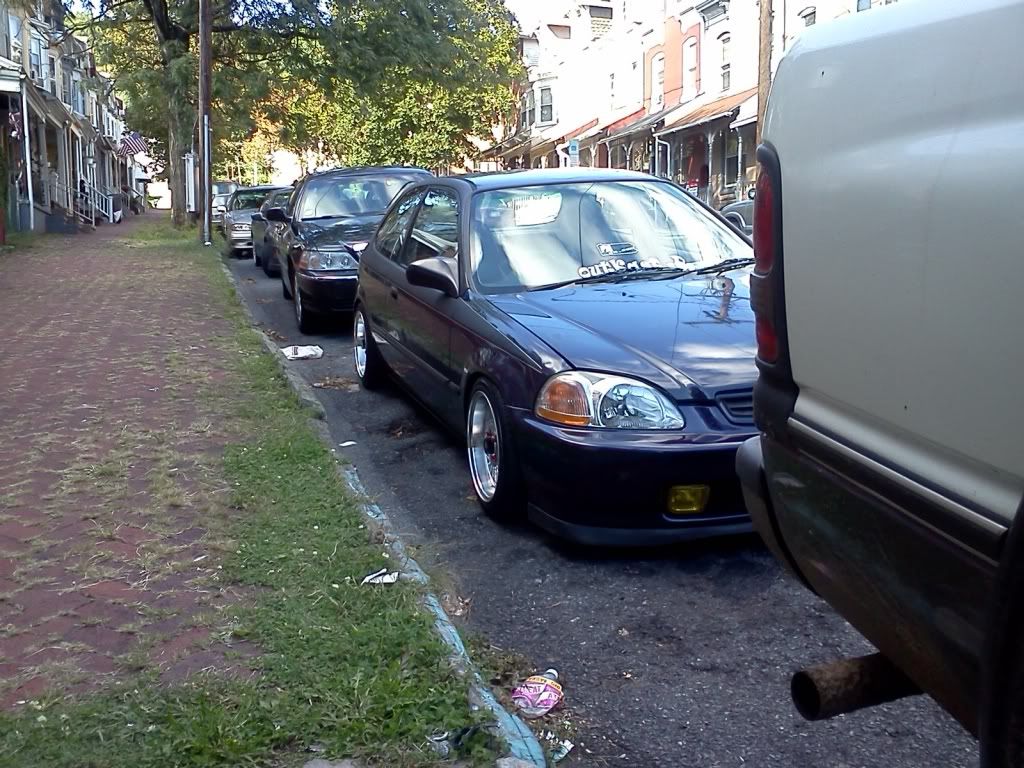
[
  {"xmin": 231, "ymin": 190, "xmax": 271, "ymax": 210},
  {"xmin": 469, "ymin": 181, "xmax": 750, "ymax": 293},
  {"xmin": 299, "ymin": 174, "xmax": 415, "ymax": 219}
]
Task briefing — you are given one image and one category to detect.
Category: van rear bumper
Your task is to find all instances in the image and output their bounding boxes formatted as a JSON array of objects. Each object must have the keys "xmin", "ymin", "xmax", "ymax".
[{"xmin": 736, "ymin": 437, "xmax": 811, "ymax": 588}]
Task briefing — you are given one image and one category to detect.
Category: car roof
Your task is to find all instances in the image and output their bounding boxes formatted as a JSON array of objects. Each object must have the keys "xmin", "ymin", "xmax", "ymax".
[
  {"xmin": 233, "ymin": 185, "xmax": 287, "ymax": 193},
  {"xmin": 304, "ymin": 166, "xmax": 431, "ymax": 181},
  {"xmin": 450, "ymin": 167, "xmax": 660, "ymax": 192}
]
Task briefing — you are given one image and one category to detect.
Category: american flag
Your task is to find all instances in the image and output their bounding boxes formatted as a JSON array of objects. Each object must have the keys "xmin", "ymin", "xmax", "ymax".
[{"xmin": 117, "ymin": 130, "xmax": 148, "ymax": 157}]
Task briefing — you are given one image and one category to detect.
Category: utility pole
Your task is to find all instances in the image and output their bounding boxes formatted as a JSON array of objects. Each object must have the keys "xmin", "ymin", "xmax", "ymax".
[
  {"xmin": 198, "ymin": 0, "xmax": 212, "ymax": 245},
  {"xmin": 756, "ymin": 0, "xmax": 773, "ymax": 146}
]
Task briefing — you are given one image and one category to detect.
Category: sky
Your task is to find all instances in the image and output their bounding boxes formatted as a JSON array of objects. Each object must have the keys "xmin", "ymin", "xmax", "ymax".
[{"xmin": 503, "ymin": 0, "xmax": 549, "ymax": 31}]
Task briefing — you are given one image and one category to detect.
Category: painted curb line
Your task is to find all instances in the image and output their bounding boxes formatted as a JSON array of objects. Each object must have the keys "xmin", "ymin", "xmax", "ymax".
[{"xmin": 220, "ymin": 260, "xmax": 547, "ymax": 767}]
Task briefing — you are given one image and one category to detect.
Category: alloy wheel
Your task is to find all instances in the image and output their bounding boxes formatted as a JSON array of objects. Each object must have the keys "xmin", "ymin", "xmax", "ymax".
[
  {"xmin": 354, "ymin": 311, "xmax": 367, "ymax": 378},
  {"xmin": 467, "ymin": 391, "xmax": 500, "ymax": 502}
]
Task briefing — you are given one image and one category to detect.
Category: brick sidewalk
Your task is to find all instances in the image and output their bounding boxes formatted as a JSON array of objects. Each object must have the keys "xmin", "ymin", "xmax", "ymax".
[{"xmin": 0, "ymin": 215, "xmax": 255, "ymax": 707}]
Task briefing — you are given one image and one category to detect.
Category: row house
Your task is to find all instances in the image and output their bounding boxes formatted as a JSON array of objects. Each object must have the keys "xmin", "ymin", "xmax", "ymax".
[
  {"xmin": 487, "ymin": 0, "xmax": 898, "ymax": 209},
  {"xmin": 0, "ymin": 0, "xmax": 146, "ymax": 235}
]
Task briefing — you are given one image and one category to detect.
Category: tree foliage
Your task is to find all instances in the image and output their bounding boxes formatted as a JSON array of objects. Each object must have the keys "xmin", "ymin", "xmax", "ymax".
[{"xmin": 77, "ymin": 0, "xmax": 522, "ymax": 223}]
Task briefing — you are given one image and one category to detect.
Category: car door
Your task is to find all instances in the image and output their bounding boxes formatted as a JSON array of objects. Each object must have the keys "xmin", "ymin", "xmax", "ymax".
[
  {"xmin": 389, "ymin": 186, "xmax": 461, "ymax": 415},
  {"xmin": 360, "ymin": 186, "xmax": 427, "ymax": 374},
  {"xmin": 275, "ymin": 184, "xmax": 303, "ymax": 280}
]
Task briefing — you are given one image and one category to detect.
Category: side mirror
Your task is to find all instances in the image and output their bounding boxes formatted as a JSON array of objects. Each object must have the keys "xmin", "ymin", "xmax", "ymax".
[
  {"xmin": 265, "ymin": 206, "xmax": 289, "ymax": 223},
  {"xmin": 406, "ymin": 256, "xmax": 458, "ymax": 298},
  {"xmin": 747, "ymin": 188, "xmax": 755, "ymax": 201}
]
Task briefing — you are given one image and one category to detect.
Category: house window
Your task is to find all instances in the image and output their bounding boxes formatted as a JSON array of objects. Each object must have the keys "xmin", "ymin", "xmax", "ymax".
[
  {"xmin": 520, "ymin": 90, "xmax": 535, "ymax": 130},
  {"xmin": 857, "ymin": 0, "xmax": 870, "ymax": 9},
  {"xmin": 540, "ymin": 86, "xmax": 553, "ymax": 123},
  {"xmin": 29, "ymin": 36, "xmax": 42, "ymax": 83},
  {"xmin": 719, "ymin": 32, "xmax": 730, "ymax": 91},
  {"xmin": 650, "ymin": 53, "xmax": 665, "ymax": 109},
  {"xmin": 683, "ymin": 38, "xmax": 698, "ymax": 98},
  {"xmin": 724, "ymin": 131, "xmax": 739, "ymax": 184},
  {"xmin": 47, "ymin": 55, "xmax": 56, "ymax": 95},
  {"xmin": 799, "ymin": 6, "xmax": 816, "ymax": 25}
]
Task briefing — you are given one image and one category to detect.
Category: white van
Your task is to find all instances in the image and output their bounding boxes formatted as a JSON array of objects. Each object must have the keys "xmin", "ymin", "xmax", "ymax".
[{"xmin": 737, "ymin": 0, "xmax": 1024, "ymax": 761}]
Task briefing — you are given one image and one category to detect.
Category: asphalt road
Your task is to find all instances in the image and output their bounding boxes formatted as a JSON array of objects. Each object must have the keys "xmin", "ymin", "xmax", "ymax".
[{"xmin": 228, "ymin": 255, "xmax": 977, "ymax": 768}]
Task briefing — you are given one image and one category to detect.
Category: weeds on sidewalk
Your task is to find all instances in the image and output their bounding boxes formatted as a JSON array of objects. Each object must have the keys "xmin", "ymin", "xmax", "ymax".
[{"xmin": 0, "ymin": 221, "xmax": 492, "ymax": 767}]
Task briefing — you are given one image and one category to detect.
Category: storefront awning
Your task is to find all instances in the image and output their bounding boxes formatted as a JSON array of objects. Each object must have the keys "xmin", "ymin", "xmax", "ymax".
[
  {"xmin": 0, "ymin": 56, "xmax": 20, "ymax": 94},
  {"xmin": 604, "ymin": 103, "xmax": 690, "ymax": 144},
  {"xmin": 730, "ymin": 92, "xmax": 758, "ymax": 129},
  {"xmin": 657, "ymin": 87, "xmax": 758, "ymax": 135}
]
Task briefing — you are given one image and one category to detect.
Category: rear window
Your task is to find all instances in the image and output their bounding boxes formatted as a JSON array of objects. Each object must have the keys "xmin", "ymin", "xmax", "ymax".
[
  {"xmin": 231, "ymin": 190, "xmax": 271, "ymax": 210},
  {"xmin": 299, "ymin": 174, "xmax": 421, "ymax": 220}
]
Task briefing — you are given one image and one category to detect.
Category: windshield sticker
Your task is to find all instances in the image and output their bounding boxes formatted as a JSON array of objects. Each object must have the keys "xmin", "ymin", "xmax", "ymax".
[
  {"xmin": 510, "ymin": 193, "xmax": 562, "ymax": 226},
  {"xmin": 578, "ymin": 255, "xmax": 690, "ymax": 279},
  {"xmin": 597, "ymin": 242, "xmax": 638, "ymax": 257}
]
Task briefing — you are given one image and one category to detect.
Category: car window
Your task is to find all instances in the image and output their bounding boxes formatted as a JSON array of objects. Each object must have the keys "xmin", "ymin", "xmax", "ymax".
[
  {"xmin": 284, "ymin": 185, "xmax": 300, "ymax": 217},
  {"xmin": 469, "ymin": 181, "xmax": 750, "ymax": 293},
  {"xmin": 272, "ymin": 190, "xmax": 291, "ymax": 206},
  {"xmin": 230, "ymin": 190, "xmax": 269, "ymax": 210},
  {"xmin": 375, "ymin": 188, "xmax": 425, "ymax": 263},
  {"xmin": 404, "ymin": 188, "xmax": 459, "ymax": 266},
  {"xmin": 297, "ymin": 174, "xmax": 419, "ymax": 220}
]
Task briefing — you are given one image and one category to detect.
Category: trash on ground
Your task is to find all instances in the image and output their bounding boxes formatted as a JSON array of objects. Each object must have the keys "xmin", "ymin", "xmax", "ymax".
[
  {"xmin": 511, "ymin": 668, "xmax": 564, "ymax": 718},
  {"xmin": 428, "ymin": 722, "xmax": 499, "ymax": 758},
  {"xmin": 540, "ymin": 730, "xmax": 575, "ymax": 763},
  {"xmin": 339, "ymin": 440, "xmax": 357, "ymax": 447},
  {"xmin": 280, "ymin": 344, "xmax": 323, "ymax": 360},
  {"xmin": 361, "ymin": 568, "xmax": 399, "ymax": 585},
  {"xmin": 313, "ymin": 376, "xmax": 359, "ymax": 392}
]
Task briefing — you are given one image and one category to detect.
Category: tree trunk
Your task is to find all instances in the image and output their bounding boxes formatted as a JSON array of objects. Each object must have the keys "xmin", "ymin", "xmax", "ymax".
[{"xmin": 167, "ymin": 117, "xmax": 186, "ymax": 227}]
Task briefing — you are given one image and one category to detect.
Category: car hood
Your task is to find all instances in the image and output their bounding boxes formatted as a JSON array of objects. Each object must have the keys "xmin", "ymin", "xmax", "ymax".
[
  {"xmin": 301, "ymin": 214, "xmax": 384, "ymax": 248},
  {"xmin": 488, "ymin": 269, "xmax": 757, "ymax": 400}
]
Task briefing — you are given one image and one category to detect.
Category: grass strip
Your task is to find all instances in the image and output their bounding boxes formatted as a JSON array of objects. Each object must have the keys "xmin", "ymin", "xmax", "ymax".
[{"xmin": 0, "ymin": 220, "xmax": 492, "ymax": 767}]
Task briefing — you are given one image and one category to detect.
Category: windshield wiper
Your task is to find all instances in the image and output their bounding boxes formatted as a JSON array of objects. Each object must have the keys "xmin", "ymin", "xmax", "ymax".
[
  {"xmin": 526, "ymin": 266, "xmax": 693, "ymax": 292},
  {"xmin": 688, "ymin": 257, "xmax": 756, "ymax": 275}
]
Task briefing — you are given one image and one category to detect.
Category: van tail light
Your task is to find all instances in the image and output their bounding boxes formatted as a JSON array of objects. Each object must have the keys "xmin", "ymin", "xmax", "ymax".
[
  {"xmin": 751, "ymin": 161, "xmax": 779, "ymax": 363},
  {"xmin": 753, "ymin": 168, "xmax": 774, "ymax": 274}
]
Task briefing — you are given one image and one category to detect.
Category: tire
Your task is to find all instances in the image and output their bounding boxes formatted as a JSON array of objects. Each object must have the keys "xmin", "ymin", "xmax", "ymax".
[
  {"xmin": 980, "ymin": 499, "xmax": 1024, "ymax": 768},
  {"xmin": 466, "ymin": 379, "xmax": 525, "ymax": 520},
  {"xmin": 282, "ymin": 270, "xmax": 292, "ymax": 300},
  {"xmin": 353, "ymin": 305, "xmax": 387, "ymax": 390},
  {"xmin": 253, "ymin": 243, "xmax": 262, "ymax": 268},
  {"xmin": 261, "ymin": 245, "xmax": 275, "ymax": 277},
  {"xmin": 293, "ymin": 275, "xmax": 318, "ymax": 334}
]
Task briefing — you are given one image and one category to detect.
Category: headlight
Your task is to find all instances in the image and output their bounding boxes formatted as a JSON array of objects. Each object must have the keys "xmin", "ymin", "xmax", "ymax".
[
  {"xmin": 535, "ymin": 371, "xmax": 685, "ymax": 430},
  {"xmin": 306, "ymin": 247, "xmax": 357, "ymax": 271},
  {"xmin": 231, "ymin": 223, "xmax": 249, "ymax": 232},
  {"xmin": 349, "ymin": 241, "xmax": 368, "ymax": 253}
]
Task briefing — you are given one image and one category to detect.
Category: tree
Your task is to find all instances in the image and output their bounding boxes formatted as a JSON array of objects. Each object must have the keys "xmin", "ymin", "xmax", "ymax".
[{"xmin": 78, "ymin": 0, "xmax": 520, "ymax": 225}]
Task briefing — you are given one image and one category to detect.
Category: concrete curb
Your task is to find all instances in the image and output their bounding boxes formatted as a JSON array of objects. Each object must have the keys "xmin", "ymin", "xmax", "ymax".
[{"xmin": 220, "ymin": 261, "xmax": 547, "ymax": 767}]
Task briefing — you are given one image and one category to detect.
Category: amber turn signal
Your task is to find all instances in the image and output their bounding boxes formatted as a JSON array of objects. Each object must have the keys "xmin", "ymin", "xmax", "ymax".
[{"xmin": 536, "ymin": 375, "xmax": 591, "ymax": 427}]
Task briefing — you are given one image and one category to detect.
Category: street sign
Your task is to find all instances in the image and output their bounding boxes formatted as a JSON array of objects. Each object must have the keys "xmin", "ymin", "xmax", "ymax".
[{"xmin": 568, "ymin": 139, "xmax": 579, "ymax": 167}]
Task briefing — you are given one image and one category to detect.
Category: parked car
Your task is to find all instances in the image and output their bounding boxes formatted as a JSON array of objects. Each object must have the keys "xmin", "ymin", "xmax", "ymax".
[
  {"xmin": 212, "ymin": 180, "xmax": 238, "ymax": 231},
  {"xmin": 252, "ymin": 187, "xmax": 293, "ymax": 274},
  {"xmin": 266, "ymin": 166, "xmax": 432, "ymax": 332},
  {"xmin": 720, "ymin": 189, "xmax": 754, "ymax": 237},
  {"xmin": 354, "ymin": 168, "xmax": 759, "ymax": 545},
  {"xmin": 735, "ymin": 0, "xmax": 1024, "ymax": 757},
  {"xmin": 222, "ymin": 185, "xmax": 287, "ymax": 258}
]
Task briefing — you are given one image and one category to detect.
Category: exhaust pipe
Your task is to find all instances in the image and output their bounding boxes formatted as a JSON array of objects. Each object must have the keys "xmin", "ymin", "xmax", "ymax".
[{"xmin": 791, "ymin": 653, "xmax": 921, "ymax": 721}]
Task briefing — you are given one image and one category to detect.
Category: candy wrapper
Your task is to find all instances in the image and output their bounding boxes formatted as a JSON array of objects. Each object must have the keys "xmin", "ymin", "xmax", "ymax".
[{"xmin": 511, "ymin": 669, "xmax": 564, "ymax": 718}]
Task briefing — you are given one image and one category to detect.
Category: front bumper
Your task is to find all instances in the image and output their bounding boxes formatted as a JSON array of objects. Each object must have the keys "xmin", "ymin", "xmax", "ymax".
[
  {"xmin": 295, "ymin": 270, "xmax": 358, "ymax": 314},
  {"xmin": 512, "ymin": 411, "xmax": 755, "ymax": 546}
]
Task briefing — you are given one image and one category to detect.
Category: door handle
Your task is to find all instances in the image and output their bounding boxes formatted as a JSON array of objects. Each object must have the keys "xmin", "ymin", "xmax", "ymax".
[{"xmin": 390, "ymin": 288, "xmax": 399, "ymax": 300}]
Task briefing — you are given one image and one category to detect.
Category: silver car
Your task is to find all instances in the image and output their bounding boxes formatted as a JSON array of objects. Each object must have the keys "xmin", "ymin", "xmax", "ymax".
[
  {"xmin": 222, "ymin": 186, "xmax": 286, "ymax": 257},
  {"xmin": 212, "ymin": 181, "xmax": 238, "ymax": 232}
]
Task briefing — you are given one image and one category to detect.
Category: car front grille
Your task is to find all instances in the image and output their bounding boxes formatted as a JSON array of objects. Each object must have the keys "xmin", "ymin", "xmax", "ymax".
[{"xmin": 716, "ymin": 388, "xmax": 754, "ymax": 426}]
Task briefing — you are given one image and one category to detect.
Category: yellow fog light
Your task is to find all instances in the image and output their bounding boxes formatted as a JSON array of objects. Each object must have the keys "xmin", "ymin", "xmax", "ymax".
[{"xmin": 667, "ymin": 485, "xmax": 710, "ymax": 515}]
